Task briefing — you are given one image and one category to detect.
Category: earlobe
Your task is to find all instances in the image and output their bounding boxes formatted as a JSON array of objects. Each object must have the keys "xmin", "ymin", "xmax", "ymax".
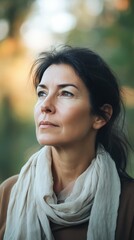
[
  {"xmin": 93, "ymin": 104, "xmax": 113, "ymax": 130},
  {"xmin": 93, "ymin": 116, "xmax": 107, "ymax": 130}
]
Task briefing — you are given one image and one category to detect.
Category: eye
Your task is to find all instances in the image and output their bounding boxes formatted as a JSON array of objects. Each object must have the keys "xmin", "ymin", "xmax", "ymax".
[
  {"xmin": 60, "ymin": 90, "xmax": 74, "ymax": 97},
  {"xmin": 37, "ymin": 91, "xmax": 47, "ymax": 98}
]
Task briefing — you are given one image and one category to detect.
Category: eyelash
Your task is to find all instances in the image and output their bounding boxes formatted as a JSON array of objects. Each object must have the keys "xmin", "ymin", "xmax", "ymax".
[
  {"xmin": 37, "ymin": 91, "xmax": 47, "ymax": 98},
  {"xmin": 37, "ymin": 90, "xmax": 74, "ymax": 98},
  {"xmin": 60, "ymin": 90, "xmax": 74, "ymax": 97}
]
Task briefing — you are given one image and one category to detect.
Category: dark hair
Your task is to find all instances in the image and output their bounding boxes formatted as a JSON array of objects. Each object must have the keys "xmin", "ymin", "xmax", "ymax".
[{"xmin": 31, "ymin": 45, "xmax": 132, "ymax": 179}]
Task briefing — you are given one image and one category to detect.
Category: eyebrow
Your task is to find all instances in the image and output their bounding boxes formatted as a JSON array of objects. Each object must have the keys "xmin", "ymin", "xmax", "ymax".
[{"xmin": 37, "ymin": 83, "xmax": 79, "ymax": 90}]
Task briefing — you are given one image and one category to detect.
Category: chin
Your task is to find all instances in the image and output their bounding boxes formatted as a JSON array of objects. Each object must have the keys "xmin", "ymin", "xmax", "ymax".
[{"xmin": 37, "ymin": 137, "xmax": 59, "ymax": 146}]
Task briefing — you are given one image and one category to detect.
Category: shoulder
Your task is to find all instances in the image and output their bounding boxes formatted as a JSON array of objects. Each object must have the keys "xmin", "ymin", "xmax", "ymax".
[
  {"xmin": 0, "ymin": 175, "xmax": 18, "ymax": 209},
  {"xmin": 115, "ymin": 178, "xmax": 134, "ymax": 240},
  {"xmin": 0, "ymin": 175, "xmax": 18, "ymax": 193},
  {"xmin": 0, "ymin": 175, "xmax": 18, "ymax": 239},
  {"xmin": 120, "ymin": 178, "xmax": 134, "ymax": 203},
  {"xmin": 119, "ymin": 178, "xmax": 134, "ymax": 219},
  {"xmin": 0, "ymin": 175, "xmax": 18, "ymax": 216},
  {"xmin": 119, "ymin": 177, "xmax": 134, "ymax": 218}
]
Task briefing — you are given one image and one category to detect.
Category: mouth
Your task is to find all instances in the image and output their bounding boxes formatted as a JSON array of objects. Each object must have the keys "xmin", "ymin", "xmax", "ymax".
[{"xmin": 39, "ymin": 121, "xmax": 59, "ymax": 128}]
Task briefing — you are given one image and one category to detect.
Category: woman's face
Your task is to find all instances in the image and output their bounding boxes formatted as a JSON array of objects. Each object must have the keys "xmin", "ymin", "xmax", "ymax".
[{"xmin": 34, "ymin": 64, "xmax": 97, "ymax": 147}]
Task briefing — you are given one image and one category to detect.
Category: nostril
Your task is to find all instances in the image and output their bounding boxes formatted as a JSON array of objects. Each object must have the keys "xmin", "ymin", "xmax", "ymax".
[
  {"xmin": 45, "ymin": 108, "xmax": 52, "ymax": 113},
  {"xmin": 41, "ymin": 105, "xmax": 55, "ymax": 113},
  {"xmin": 41, "ymin": 106, "xmax": 51, "ymax": 112}
]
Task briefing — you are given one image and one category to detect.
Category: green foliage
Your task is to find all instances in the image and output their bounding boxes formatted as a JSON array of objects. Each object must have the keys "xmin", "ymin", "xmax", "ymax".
[
  {"xmin": 0, "ymin": 0, "xmax": 38, "ymax": 182},
  {"xmin": 0, "ymin": 96, "xmax": 38, "ymax": 182},
  {"xmin": 0, "ymin": 0, "xmax": 35, "ymax": 37},
  {"xmin": 126, "ymin": 107, "xmax": 134, "ymax": 177},
  {"xmin": 67, "ymin": 0, "xmax": 134, "ymax": 87}
]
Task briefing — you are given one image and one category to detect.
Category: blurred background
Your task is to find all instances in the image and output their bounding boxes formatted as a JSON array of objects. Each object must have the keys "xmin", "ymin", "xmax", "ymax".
[{"xmin": 0, "ymin": 0, "xmax": 134, "ymax": 182}]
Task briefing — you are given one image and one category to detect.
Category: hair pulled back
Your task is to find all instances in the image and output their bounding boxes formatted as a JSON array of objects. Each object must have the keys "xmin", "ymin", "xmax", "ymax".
[{"xmin": 32, "ymin": 45, "xmax": 131, "ymax": 178}]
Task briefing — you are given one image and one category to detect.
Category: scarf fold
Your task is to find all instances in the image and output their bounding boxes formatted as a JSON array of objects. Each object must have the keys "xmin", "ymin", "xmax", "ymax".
[{"xmin": 4, "ymin": 146, "xmax": 121, "ymax": 240}]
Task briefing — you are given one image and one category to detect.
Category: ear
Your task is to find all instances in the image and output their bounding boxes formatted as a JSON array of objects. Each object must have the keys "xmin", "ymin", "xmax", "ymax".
[{"xmin": 93, "ymin": 104, "xmax": 113, "ymax": 130}]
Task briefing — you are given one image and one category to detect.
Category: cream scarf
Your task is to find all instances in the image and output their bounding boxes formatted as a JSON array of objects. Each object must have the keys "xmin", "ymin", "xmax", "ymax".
[{"xmin": 4, "ymin": 146, "xmax": 121, "ymax": 240}]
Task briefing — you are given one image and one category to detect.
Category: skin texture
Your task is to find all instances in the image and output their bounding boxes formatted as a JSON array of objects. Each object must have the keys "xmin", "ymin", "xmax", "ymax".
[{"xmin": 34, "ymin": 64, "xmax": 108, "ymax": 192}]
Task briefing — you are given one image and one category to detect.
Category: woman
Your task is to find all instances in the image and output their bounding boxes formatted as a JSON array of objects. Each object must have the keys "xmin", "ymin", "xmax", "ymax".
[{"xmin": 0, "ymin": 46, "xmax": 134, "ymax": 240}]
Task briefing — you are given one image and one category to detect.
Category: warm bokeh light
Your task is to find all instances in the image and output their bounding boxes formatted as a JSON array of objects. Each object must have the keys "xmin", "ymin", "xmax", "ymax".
[
  {"xmin": 114, "ymin": 0, "xmax": 129, "ymax": 10},
  {"xmin": 0, "ymin": 46, "xmax": 35, "ymax": 119},
  {"xmin": 20, "ymin": 0, "xmax": 76, "ymax": 52}
]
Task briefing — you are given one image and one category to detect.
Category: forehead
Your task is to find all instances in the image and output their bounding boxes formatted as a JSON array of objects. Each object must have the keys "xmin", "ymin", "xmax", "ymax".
[{"xmin": 40, "ymin": 64, "xmax": 82, "ymax": 85}]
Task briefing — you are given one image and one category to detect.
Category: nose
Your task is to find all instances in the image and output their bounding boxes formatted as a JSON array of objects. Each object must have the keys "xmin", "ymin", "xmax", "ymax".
[{"xmin": 40, "ymin": 97, "xmax": 55, "ymax": 114}]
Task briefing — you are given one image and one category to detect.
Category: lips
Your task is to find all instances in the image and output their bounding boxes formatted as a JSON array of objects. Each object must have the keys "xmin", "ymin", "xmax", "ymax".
[{"xmin": 39, "ymin": 120, "xmax": 58, "ymax": 128}]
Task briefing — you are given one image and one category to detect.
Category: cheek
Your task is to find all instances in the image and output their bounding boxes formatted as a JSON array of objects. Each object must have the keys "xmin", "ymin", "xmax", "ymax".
[
  {"xmin": 64, "ymin": 105, "xmax": 91, "ymax": 127},
  {"xmin": 34, "ymin": 104, "xmax": 40, "ymax": 125}
]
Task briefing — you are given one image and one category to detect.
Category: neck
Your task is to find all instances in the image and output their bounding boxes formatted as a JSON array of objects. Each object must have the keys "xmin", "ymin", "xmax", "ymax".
[{"xmin": 51, "ymin": 141, "xmax": 96, "ymax": 195}]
